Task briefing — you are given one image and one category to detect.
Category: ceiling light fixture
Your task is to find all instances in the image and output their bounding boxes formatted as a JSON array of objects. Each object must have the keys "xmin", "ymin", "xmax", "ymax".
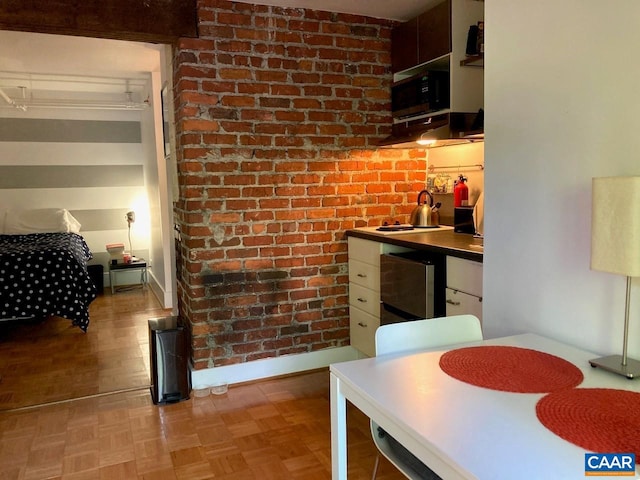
[{"xmin": 416, "ymin": 134, "xmax": 437, "ymax": 146}]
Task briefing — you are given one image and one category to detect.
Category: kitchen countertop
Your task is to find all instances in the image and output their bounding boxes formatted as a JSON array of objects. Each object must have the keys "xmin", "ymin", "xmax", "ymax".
[{"xmin": 347, "ymin": 226, "xmax": 483, "ymax": 262}]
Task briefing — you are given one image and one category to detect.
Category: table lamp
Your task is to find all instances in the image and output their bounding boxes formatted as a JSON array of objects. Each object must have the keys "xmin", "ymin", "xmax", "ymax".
[
  {"xmin": 126, "ymin": 211, "xmax": 135, "ymax": 261},
  {"xmin": 590, "ymin": 176, "xmax": 640, "ymax": 379}
]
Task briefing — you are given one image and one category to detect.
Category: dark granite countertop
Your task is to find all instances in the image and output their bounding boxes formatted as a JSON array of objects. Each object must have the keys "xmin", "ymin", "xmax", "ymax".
[{"xmin": 346, "ymin": 227, "xmax": 483, "ymax": 262}]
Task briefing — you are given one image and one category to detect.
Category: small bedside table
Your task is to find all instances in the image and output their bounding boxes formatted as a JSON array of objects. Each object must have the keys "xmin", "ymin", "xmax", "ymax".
[{"xmin": 109, "ymin": 259, "xmax": 148, "ymax": 294}]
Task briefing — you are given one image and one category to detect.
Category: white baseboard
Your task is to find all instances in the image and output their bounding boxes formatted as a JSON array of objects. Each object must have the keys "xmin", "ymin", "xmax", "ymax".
[
  {"xmin": 147, "ymin": 271, "xmax": 174, "ymax": 309},
  {"xmin": 190, "ymin": 346, "xmax": 360, "ymax": 389}
]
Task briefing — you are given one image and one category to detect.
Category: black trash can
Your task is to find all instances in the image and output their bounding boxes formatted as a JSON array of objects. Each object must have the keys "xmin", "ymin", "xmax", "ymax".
[
  {"xmin": 87, "ymin": 264, "xmax": 104, "ymax": 294},
  {"xmin": 149, "ymin": 316, "xmax": 190, "ymax": 404}
]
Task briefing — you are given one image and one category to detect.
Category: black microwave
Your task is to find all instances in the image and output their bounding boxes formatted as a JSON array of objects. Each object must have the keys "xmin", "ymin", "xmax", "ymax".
[{"xmin": 391, "ymin": 71, "xmax": 450, "ymax": 120}]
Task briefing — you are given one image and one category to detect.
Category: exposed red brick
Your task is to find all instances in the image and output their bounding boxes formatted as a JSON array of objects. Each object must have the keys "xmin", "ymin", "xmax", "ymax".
[
  {"xmin": 271, "ymin": 84, "xmax": 301, "ymax": 96},
  {"xmin": 274, "ymin": 111, "xmax": 306, "ymax": 122},
  {"xmin": 200, "ymin": 134, "xmax": 237, "ymax": 145},
  {"xmin": 209, "ymin": 212, "xmax": 240, "ymax": 224},
  {"xmin": 216, "ymin": 11, "xmax": 252, "ymax": 26},
  {"xmin": 288, "ymin": 20, "xmax": 321, "ymax": 33},
  {"xmin": 179, "ymin": 92, "xmax": 219, "ymax": 105},
  {"xmin": 273, "ymin": 31, "xmax": 303, "ymax": 43},
  {"xmin": 181, "ymin": 119, "xmax": 220, "ymax": 132},
  {"xmin": 201, "ymin": 81, "xmax": 236, "ymax": 93},
  {"xmin": 173, "ymin": 1, "xmax": 432, "ymax": 369},
  {"xmin": 218, "ymin": 68, "xmax": 253, "ymax": 80},
  {"xmin": 302, "ymin": 33, "xmax": 334, "ymax": 46},
  {"xmin": 182, "ymin": 148, "xmax": 210, "ymax": 160},
  {"xmin": 217, "ymin": 95, "xmax": 254, "ymax": 109}
]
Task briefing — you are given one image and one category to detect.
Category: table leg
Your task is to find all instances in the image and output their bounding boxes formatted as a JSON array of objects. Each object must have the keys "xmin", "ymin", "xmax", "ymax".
[{"xmin": 330, "ymin": 372, "xmax": 347, "ymax": 480}]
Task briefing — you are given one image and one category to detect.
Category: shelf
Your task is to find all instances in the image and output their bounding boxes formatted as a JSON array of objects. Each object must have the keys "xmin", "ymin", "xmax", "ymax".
[
  {"xmin": 428, "ymin": 163, "xmax": 484, "ymax": 172},
  {"xmin": 393, "ymin": 53, "xmax": 450, "ymax": 82},
  {"xmin": 460, "ymin": 54, "xmax": 484, "ymax": 67}
]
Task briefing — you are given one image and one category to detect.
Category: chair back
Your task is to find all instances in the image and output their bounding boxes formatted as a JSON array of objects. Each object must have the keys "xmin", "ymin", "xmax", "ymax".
[
  {"xmin": 369, "ymin": 315, "xmax": 483, "ymax": 480},
  {"xmin": 375, "ymin": 314, "xmax": 483, "ymax": 356}
]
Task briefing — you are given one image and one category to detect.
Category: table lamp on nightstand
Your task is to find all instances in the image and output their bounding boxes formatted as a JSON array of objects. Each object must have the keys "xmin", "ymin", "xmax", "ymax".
[
  {"xmin": 590, "ymin": 176, "xmax": 640, "ymax": 379},
  {"xmin": 126, "ymin": 211, "xmax": 135, "ymax": 262}
]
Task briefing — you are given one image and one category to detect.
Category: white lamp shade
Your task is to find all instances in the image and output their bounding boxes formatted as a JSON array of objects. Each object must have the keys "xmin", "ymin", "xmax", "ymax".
[{"xmin": 591, "ymin": 176, "xmax": 640, "ymax": 277}]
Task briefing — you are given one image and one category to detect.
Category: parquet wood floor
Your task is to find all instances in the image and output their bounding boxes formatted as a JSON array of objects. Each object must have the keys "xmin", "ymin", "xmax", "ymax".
[
  {"xmin": 0, "ymin": 286, "xmax": 405, "ymax": 479},
  {"xmin": 0, "ymin": 289, "xmax": 171, "ymax": 411},
  {"xmin": 0, "ymin": 370, "xmax": 405, "ymax": 479}
]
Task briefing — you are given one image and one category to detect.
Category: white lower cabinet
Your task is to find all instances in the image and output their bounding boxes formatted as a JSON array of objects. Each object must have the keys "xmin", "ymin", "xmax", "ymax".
[
  {"xmin": 348, "ymin": 236, "xmax": 410, "ymax": 357},
  {"xmin": 445, "ymin": 288, "xmax": 483, "ymax": 320},
  {"xmin": 446, "ymin": 256, "xmax": 483, "ymax": 324},
  {"xmin": 350, "ymin": 308, "xmax": 380, "ymax": 357},
  {"xmin": 348, "ymin": 237, "xmax": 483, "ymax": 356}
]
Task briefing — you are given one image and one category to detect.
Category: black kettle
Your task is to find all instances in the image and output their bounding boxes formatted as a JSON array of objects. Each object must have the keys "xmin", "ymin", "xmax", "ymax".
[{"xmin": 409, "ymin": 190, "xmax": 438, "ymax": 227}]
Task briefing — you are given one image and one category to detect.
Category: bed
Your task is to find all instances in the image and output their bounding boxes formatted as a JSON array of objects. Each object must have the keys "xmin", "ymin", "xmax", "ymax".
[{"xmin": 0, "ymin": 209, "xmax": 97, "ymax": 331}]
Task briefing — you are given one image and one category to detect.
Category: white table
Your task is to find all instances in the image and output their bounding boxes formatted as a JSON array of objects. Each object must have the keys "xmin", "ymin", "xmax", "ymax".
[{"xmin": 330, "ymin": 334, "xmax": 640, "ymax": 479}]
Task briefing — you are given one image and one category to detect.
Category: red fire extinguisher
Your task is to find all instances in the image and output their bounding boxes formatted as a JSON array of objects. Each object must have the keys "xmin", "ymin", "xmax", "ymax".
[{"xmin": 454, "ymin": 175, "xmax": 469, "ymax": 207}]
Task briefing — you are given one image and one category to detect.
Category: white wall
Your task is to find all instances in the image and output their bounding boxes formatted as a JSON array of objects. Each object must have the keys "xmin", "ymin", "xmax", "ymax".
[
  {"xmin": 425, "ymin": 142, "xmax": 484, "ymax": 225},
  {"xmin": 428, "ymin": 142, "xmax": 484, "ymax": 202},
  {"xmin": 0, "ymin": 107, "xmax": 149, "ymax": 262},
  {"xmin": 484, "ymin": 0, "xmax": 640, "ymax": 358},
  {"xmin": 142, "ymin": 69, "xmax": 177, "ymax": 309}
]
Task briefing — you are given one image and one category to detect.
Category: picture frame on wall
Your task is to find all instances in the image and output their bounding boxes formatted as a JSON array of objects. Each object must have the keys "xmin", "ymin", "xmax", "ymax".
[{"xmin": 160, "ymin": 84, "xmax": 171, "ymax": 158}]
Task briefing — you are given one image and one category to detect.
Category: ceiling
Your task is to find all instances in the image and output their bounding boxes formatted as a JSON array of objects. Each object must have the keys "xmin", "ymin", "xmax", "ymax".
[
  {"xmin": 235, "ymin": 0, "xmax": 440, "ymax": 21},
  {"xmin": 0, "ymin": 30, "xmax": 164, "ymax": 107},
  {"xmin": 0, "ymin": 0, "xmax": 433, "ymax": 106}
]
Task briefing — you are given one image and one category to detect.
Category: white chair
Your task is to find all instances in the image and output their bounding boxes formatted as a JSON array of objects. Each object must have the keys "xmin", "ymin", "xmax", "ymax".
[{"xmin": 370, "ymin": 314, "xmax": 483, "ymax": 480}]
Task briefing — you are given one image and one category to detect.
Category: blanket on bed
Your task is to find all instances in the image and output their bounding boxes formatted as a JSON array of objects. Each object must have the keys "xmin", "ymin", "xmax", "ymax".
[{"xmin": 0, "ymin": 232, "xmax": 97, "ymax": 331}]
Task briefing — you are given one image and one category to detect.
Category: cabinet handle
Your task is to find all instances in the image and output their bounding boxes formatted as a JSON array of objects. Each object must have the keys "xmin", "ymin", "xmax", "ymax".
[
  {"xmin": 357, "ymin": 322, "xmax": 368, "ymax": 327},
  {"xmin": 357, "ymin": 273, "xmax": 367, "ymax": 278},
  {"xmin": 446, "ymin": 299, "xmax": 461, "ymax": 306},
  {"xmin": 357, "ymin": 297, "xmax": 367, "ymax": 303}
]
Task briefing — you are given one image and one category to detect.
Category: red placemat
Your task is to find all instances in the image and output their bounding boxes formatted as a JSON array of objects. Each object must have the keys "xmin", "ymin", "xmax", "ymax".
[
  {"xmin": 439, "ymin": 346, "xmax": 584, "ymax": 393},
  {"xmin": 536, "ymin": 388, "xmax": 640, "ymax": 463}
]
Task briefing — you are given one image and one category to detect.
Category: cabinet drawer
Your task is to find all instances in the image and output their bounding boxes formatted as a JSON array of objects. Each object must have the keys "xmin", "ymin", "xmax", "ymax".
[
  {"xmin": 348, "ymin": 237, "xmax": 382, "ymax": 266},
  {"xmin": 348, "ymin": 259, "xmax": 380, "ymax": 291},
  {"xmin": 349, "ymin": 307, "xmax": 379, "ymax": 357},
  {"xmin": 447, "ymin": 256, "xmax": 483, "ymax": 297},
  {"xmin": 349, "ymin": 282, "xmax": 380, "ymax": 317},
  {"xmin": 445, "ymin": 288, "xmax": 483, "ymax": 325}
]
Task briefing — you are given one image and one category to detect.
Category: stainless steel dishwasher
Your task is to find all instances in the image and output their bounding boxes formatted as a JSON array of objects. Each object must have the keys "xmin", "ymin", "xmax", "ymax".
[{"xmin": 380, "ymin": 251, "xmax": 445, "ymax": 325}]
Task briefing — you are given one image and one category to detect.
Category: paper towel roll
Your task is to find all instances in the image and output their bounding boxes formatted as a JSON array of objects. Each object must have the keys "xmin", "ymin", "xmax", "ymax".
[{"xmin": 473, "ymin": 191, "xmax": 484, "ymax": 237}]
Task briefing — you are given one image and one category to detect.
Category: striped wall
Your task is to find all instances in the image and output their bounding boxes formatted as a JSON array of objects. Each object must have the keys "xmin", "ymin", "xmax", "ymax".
[
  {"xmin": 0, "ymin": 108, "xmax": 151, "ymax": 285},
  {"xmin": 0, "ymin": 118, "xmax": 142, "ymax": 143}
]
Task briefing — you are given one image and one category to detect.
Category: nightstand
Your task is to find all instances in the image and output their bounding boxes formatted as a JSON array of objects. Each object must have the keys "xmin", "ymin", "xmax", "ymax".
[{"xmin": 109, "ymin": 259, "xmax": 148, "ymax": 294}]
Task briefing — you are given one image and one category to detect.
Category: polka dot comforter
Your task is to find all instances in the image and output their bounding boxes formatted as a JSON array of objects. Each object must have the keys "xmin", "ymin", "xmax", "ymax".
[{"xmin": 0, "ymin": 232, "xmax": 97, "ymax": 331}]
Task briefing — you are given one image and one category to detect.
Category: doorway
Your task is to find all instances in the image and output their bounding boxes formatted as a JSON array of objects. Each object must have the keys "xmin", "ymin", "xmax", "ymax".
[{"xmin": 0, "ymin": 30, "xmax": 178, "ymax": 410}]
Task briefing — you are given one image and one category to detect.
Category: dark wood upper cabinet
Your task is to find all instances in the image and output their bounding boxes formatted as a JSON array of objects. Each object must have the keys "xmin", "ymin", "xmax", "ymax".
[
  {"xmin": 391, "ymin": 17, "xmax": 419, "ymax": 74},
  {"xmin": 391, "ymin": 0, "xmax": 452, "ymax": 74},
  {"xmin": 418, "ymin": 0, "xmax": 451, "ymax": 66}
]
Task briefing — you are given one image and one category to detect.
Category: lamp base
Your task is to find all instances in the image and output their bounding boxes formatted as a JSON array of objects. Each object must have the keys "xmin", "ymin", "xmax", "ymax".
[{"xmin": 589, "ymin": 355, "xmax": 640, "ymax": 379}]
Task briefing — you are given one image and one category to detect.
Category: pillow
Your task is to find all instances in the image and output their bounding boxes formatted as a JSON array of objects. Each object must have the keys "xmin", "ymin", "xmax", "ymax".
[{"xmin": 4, "ymin": 208, "xmax": 82, "ymax": 234}]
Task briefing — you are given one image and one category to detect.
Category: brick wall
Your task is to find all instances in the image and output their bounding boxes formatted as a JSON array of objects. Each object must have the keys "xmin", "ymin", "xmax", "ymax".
[{"xmin": 174, "ymin": 0, "xmax": 428, "ymax": 370}]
